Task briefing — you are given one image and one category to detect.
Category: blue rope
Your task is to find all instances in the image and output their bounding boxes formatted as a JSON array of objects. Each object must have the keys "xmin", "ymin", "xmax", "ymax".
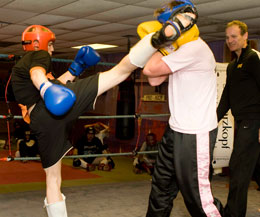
[
  {"xmin": 5, "ymin": 150, "xmax": 158, "ymax": 161},
  {"xmin": 0, "ymin": 54, "xmax": 116, "ymax": 66},
  {"xmin": 0, "ymin": 114, "xmax": 169, "ymax": 120}
]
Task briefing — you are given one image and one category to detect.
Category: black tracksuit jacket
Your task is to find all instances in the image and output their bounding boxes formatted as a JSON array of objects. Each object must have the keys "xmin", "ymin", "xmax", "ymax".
[{"xmin": 217, "ymin": 45, "xmax": 260, "ymax": 121}]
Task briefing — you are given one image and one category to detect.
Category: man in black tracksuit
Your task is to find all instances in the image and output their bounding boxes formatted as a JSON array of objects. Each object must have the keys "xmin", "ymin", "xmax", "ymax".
[
  {"xmin": 252, "ymin": 156, "xmax": 260, "ymax": 191},
  {"xmin": 217, "ymin": 20, "xmax": 260, "ymax": 217}
]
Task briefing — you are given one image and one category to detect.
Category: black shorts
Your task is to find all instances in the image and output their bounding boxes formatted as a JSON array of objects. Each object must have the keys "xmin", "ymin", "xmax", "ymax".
[{"xmin": 30, "ymin": 74, "xmax": 99, "ymax": 168}]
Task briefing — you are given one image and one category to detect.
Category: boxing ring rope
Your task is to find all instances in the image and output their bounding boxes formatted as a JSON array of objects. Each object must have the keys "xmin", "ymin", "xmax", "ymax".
[
  {"xmin": 2, "ymin": 151, "xmax": 159, "ymax": 162},
  {"xmin": 0, "ymin": 113, "xmax": 170, "ymax": 120},
  {"xmin": 0, "ymin": 53, "xmax": 117, "ymax": 66}
]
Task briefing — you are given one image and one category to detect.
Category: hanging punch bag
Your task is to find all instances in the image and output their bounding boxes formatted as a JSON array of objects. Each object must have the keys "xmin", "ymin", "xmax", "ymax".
[{"xmin": 115, "ymin": 35, "xmax": 135, "ymax": 139}]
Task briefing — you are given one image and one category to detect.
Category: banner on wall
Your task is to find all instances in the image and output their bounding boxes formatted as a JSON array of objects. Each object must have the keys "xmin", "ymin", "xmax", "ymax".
[{"xmin": 212, "ymin": 62, "xmax": 234, "ymax": 169}]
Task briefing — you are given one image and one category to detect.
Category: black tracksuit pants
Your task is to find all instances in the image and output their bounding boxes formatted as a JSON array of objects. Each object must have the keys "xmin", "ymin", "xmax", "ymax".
[
  {"xmin": 146, "ymin": 125, "xmax": 223, "ymax": 217},
  {"xmin": 224, "ymin": 119, "xmax": 260, "ymax": 217}
]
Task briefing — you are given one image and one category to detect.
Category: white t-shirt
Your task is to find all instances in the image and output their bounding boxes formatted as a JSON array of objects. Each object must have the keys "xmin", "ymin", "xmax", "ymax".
[{"xmin": 162, "ymin": 38, "xmax": 217, "ymax": 134}]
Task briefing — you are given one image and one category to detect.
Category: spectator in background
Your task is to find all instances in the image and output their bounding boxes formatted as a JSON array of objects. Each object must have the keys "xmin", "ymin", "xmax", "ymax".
[
  {"xmin": 84, "ymin": 122, "xmax": 110, "ymax": 147},
  {"xmin": 84, "ymin": 122, "xmax": 115, "ymax": 168},
  {"xmin": 13, "ymin": 121, "xmax": 27, "ymax": 142},
  {"xmin": 15, "ymin": 130, "xmax": 38, "ymax": 160},
  {"xmin": 5, "ymin": 120, "xmax": 28, "ymax": 150},
  {"xmin": 133, "ymin": 132, "xmax": 159, "ymax": 175},
  {"xmin": 73, "ymin": 126, "xmax": 114, "ymax": 171}
]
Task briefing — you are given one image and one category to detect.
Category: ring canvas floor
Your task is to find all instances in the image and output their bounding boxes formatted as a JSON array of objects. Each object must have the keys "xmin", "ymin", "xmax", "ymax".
[{"xmin": 0, "ymin": 154, "xmax": 259, "ymax": 217}]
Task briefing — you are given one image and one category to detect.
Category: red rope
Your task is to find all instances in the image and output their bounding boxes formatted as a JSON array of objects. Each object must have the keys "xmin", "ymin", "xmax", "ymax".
[
  {"xmin": 134, "ymin": 72, "xmax": 144, "ymax": 151},
  {"xmin": 137, "ymin": 72, "xmax": 144, "ymax": 112},
  {"xmin": 0, "ymin": 156, "xmax": 14, "ymax": 162},
  {"xmin": 4, "ymin": 74, "xmax": 13, "ymax": 157}
]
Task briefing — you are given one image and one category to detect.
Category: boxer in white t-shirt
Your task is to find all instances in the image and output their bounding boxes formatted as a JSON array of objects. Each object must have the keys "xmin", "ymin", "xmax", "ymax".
[{"xmin": 142, "ymin": 1, "xmax": 223, "ymax": 217}]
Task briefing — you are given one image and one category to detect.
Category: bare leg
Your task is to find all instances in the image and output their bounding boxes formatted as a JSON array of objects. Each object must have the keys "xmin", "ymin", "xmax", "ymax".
[
  {"xmin": 45, "ymin": 160, "xmax": 63, "ymax": 203},
  {"xmin": 44, "ymin": 160, "xmax": 68, "ymax": 217}
]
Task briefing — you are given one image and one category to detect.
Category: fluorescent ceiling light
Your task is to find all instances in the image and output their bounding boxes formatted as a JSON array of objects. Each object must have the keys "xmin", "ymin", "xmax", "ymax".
[{"xmin": 72, "ymin": 43, "xmax": 118, "ymax": 50}]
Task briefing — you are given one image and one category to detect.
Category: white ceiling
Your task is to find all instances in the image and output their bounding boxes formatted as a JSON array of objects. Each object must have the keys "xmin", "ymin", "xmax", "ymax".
[{"xmin": 0, "ymin": 0, "xmax": 260, "ymax": 59}]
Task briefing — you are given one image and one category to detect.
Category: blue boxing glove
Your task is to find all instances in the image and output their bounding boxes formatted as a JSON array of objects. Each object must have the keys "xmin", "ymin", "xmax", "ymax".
[
  {"xmin": 68, "ymin": 46, "xmax": 101, "ymax": 76},
  {"xmin": 40, "ymin": 81, "xmax": 76, "ymax": 116}
]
